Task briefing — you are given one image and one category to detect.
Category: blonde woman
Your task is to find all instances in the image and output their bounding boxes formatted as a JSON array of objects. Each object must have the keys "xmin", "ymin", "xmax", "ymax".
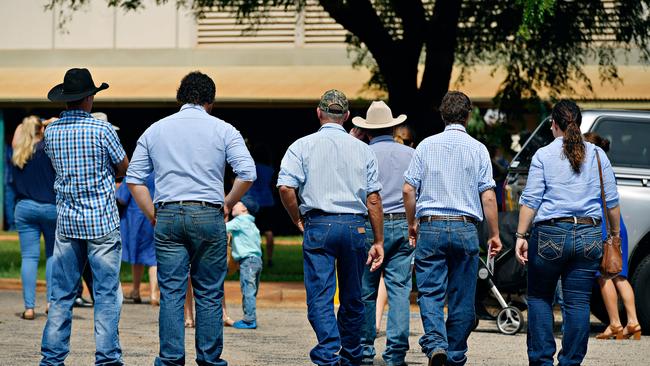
[{"xmin": 12, "ymin": 116, "xmax": 57, "ymax": 320}]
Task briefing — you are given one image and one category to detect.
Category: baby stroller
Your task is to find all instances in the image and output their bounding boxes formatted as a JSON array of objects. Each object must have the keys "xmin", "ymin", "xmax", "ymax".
[{"xmin": 475, "ymin": 211, "xmax": 527, "ymax": 335}]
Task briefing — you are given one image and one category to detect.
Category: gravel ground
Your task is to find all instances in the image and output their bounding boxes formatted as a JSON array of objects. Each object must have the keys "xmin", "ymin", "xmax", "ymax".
[{"xmin": 0, "ymin": 290, "xmax": 647, "ymax": 365}]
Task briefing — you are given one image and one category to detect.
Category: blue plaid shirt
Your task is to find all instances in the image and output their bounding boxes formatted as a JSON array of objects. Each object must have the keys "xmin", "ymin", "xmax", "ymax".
[
  {"xmin": 45, "ymin": 110, "xmax": 126, "ymax": 239},
  {"xmin": 404, "ymin": 124, "xmax": 495, "ymax": 221}
]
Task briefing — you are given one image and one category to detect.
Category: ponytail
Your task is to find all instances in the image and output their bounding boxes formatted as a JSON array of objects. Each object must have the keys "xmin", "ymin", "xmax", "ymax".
[{"xmin": 552, "ymin": 99, "xmax": 584, "ymax": 174}]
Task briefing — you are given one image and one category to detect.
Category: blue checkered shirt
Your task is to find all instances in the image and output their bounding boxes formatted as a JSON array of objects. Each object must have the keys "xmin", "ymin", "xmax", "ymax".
[
  {"xmin": 44, "ymin": 110, "xmax": 126, "ymax": 239},
  {"xmin": 404, "ymin": 124, "xmax": 495, "ymax": 221}
]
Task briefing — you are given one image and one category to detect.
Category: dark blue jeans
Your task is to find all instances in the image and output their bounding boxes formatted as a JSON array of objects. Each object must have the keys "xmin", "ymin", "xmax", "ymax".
[
  {"xmin": 239, "ymin": 255, "xmax": 262, "ymax": 323},
  {"xmin": 415, "ymin": 221, "xmax": 479, "ymax": 366},
  {"xmin": 154, "ymin": 204, "xmax": 228, "ymax": 366},
  {"xmin": 303, "ymin": 213, "xmax": 367, "ymax": 366},
  {"xmin": 527, "ymin": 222, "xmax": 601, "ymax": 366},
  {"xmin": 361, "ymin": 217, "xmax": 414, "ymax": 365}
]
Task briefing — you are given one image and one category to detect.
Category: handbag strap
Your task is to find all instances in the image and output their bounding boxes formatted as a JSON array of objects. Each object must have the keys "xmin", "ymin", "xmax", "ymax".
[{"xmin": 596, "ymin": 151, "xmax": 611, "ymax": 235}]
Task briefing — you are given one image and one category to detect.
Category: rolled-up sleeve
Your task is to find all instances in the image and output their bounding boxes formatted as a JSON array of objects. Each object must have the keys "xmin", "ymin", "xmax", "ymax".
[
  {"xmin": 277, "ymin": 142, "xmax": 304, "ymax": 188},
  {"xmin": 125, "ymin": 131, "xmax": 153, "ymax": 185},
  {"xmin": 366, "ymin": 150, "xmax": 382, "ymax": 194},
  {"xmin": 598, "ymin": 148, "xmax": 619, "ymax": 208},
  {"xmin": 478, "ymin": 146, "xmax": 496, "ymax": 193},
  {"xmin": 104, "ymin": 126, "xmax": 126, "ymax": 165},
  {"xmin": 519, "ymin": 151, "xmax": 545, "ymax": 210},
  {"xmin": 225, "ymin": 127, "xmax": 256, "ymax": 182},
  {"xmin": 404, "ymin": 147, "xmax": 423, "ymax": 190}
]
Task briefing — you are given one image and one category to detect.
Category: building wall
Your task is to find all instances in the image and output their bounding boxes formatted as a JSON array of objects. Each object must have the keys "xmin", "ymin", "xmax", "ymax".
[{"xmin": 0, "ymin": 0, "xmax": 197, "ymax": 50}]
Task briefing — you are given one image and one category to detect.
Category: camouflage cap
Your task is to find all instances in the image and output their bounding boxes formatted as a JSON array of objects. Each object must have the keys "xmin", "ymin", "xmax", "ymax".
[{"xmin": 318, "ymin": 89, "xmax": 349, "ymax": 114}]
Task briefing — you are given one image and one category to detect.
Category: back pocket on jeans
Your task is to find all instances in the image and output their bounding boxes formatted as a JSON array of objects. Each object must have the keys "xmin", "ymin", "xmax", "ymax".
[
  {"xmin": 582, "ymin": 234, "xmax": 603, "ymax": 261},
  {"xmin": 537, "ymin": 232, "xmax": 565, "ymax": 261},
  {"xmin": 304, "ymin": 223, "xmax": 331, "ymax": 251}
]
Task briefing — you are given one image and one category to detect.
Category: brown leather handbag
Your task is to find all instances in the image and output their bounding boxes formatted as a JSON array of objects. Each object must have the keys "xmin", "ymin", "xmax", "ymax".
[{"xmin": 596, "ymin": 152, "xmax": 623, "ymax": 279}]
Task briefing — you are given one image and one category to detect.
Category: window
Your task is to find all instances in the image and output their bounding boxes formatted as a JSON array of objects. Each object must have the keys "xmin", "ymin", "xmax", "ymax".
[{"xmin": 592, "ymin": 117, "xmax": 650, "ymax": 169}]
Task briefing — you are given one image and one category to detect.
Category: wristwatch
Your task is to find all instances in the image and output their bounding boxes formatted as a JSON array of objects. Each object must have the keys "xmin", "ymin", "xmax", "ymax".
[{"xmin": 515, "ymin": 232, "xmax": 529, "ymax": 239}]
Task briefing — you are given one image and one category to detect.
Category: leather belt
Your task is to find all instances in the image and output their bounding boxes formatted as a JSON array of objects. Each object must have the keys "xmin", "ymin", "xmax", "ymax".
[
  {"xmin": 419, "ymin": 215, "xmax": 477, "ymax": 225},
  {"xmin": 537, "ymin": 216, "xmax": 601, "ymax": 226},
  {"xmin": 304, "ymin": 209, "xmax": 366, "ymax": 218},
  {"xmin": 384, "ymin": 213, "xmax": 407, "ymax": 220},
  {"xmin": 156, "ymin": 201, "xmax": 222, "ymax": 209}
]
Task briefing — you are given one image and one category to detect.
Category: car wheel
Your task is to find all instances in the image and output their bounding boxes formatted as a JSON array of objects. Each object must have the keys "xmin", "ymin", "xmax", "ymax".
[{"xmin": 631, "ymin": 255, "xmax": 650, "ymax": 335}]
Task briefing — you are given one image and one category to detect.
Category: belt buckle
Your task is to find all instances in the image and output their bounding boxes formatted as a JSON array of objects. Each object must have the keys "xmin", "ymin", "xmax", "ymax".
[{"xmin": 572, "ymin": 216, "xmax": 578, "ymax": 225}]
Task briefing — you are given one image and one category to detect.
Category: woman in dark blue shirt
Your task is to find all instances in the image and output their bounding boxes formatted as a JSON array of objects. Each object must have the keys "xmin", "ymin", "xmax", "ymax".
[{"xmin": 12, "ymin": 116, "xmax": 57, "ymax": 320}]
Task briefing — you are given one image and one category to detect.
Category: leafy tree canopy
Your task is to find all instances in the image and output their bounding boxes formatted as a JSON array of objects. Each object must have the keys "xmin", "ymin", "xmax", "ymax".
[{"xmin": 47, "ymin": 0, "xmax": 650, "ymax": 135}]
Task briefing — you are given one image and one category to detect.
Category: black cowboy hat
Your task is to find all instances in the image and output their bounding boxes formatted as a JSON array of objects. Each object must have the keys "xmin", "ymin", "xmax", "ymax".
[{"xmin": 47, "ymin": 68, "xmax": 109, "ymax": 102}]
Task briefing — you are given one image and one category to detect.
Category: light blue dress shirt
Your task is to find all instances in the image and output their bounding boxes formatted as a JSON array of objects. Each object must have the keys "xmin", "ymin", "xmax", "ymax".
[
  {"xmin": 226, "ymin": 213, "xmax": 262, "ymax": 261},
  {"xmin": 126, "ymin": 104, "xmax": 256, "ymax": 204},
  {"xmin": 520, "ymin": 137, "xmax": 619, "ymax": 223},
  {"xmin": 369, "ymin": 135, "xmax": 414, "ymax": 214},
  {"xmin": 277, "ymin": 123, "xmax": 382, "ymax": 215},
  {"xmin": 404, "ymin": 124, "xmax": 495, "ymax": 221}
]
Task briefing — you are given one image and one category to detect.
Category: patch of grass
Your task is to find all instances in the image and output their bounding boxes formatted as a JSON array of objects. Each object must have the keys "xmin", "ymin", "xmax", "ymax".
[{"xmin": 0, "ymin": 236, "xmax": 304, "ymax": 282}]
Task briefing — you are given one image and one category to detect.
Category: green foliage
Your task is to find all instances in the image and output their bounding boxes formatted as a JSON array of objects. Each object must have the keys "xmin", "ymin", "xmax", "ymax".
[
  {"xmin": 0, "ymin": 237, "xmax": 306, "ymax": 282},
  {"xmin": 516, "ymin": 0, "xmax": 556, "ymax": 39}
]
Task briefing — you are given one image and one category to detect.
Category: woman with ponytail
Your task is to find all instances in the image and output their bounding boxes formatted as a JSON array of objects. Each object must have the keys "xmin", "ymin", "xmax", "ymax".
[
  {"xmin": 12, "ymin": 116, "xmax": 57, "ymax": 320},
  {"xmin": 514, "ymin": 100, "xmax": 621, "ymax": 365}
]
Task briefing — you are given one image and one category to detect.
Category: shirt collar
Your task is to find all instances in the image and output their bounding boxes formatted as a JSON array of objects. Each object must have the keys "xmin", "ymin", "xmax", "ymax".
[
  {"xmin": 369, "ymin": 135, "xmax": 395, "ymax": 145},
  {"xmin": 180, "ymin": 104, "xmax": 207, "ymax": 113},
  {"xmin": 318, "ymin": 123, "xmax": 346, "ymax": 133},
  {"xmin": 444, "ymin": 124, "xmax": 467, "ymax": 133},
  {"xmin": 60, "ymin": 109, "xmax": 91, "ymax": 118}
]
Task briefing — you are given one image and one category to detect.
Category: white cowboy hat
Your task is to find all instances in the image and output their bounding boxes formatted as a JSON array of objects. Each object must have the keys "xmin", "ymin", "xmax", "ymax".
[
  {"xmin": 91, "ymin": 112, "xmax": 120, "ymax": 131},
  {"xmin": 352, "ymin": 101, "xmax": 407, "ymax": 129}
]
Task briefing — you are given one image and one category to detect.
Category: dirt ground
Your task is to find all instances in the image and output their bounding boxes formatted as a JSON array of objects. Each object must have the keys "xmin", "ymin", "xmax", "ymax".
[{"xmin": 0, "ymin": 290, "xmax": 648, "ymax": 365}]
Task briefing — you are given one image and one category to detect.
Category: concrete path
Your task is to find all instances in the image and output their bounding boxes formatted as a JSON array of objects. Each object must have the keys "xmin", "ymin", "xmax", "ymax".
[{"xmin": 1, "ymin": 290, "xmax": 648, "ymax": 365}]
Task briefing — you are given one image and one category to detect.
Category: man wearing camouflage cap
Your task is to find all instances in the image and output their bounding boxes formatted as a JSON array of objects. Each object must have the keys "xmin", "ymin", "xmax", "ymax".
[{"xmin": 278, "ymin": 90, "xmax": 385, "ymax": 366}]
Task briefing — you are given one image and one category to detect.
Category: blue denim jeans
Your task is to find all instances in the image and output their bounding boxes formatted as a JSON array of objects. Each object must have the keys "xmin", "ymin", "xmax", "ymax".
[
  {"xmin": 41, "ymin": 228, "xmax": 123, "ymax": 366},
  {"xmin": 527, "ymin": 222, "xmax": 601, "ymax": 366},
  {"xmin": 239, "ymin": 255, "xmax": 262, "ymax": 323},
  {"xmin": 154, "ymin": 204, "xmax": 228, "ymax": 366},
  {"xmin": 361, "ymin": 217, "xmax": 414, "ymax": 365},
  {"xmin": 415, "ymin": 221, "xmax": 479, "ymax": 366},
  {"xmin": 15, "ymin": 199, "xmax": 57, "ymax": 309},
  {"xmin": 303, "ymin": 213, "xmax": 367, "ymax": 366}
]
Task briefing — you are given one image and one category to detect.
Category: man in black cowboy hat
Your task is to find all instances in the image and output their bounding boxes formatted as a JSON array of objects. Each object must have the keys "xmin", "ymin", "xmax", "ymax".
[{"xmin": 41, "ymin": 68, "xmax": 129, "ymax": 366}]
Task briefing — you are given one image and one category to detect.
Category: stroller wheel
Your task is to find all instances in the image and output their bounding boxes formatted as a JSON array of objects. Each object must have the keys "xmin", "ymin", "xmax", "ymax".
[{"xmin": 496, "ymin": 306, "xmax": 524, "ymax": 335}]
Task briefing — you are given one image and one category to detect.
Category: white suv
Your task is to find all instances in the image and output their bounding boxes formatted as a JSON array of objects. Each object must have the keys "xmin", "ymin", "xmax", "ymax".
[{"xmin": 505, "ymin": 110, "xmax": 650, "ymax": 332}]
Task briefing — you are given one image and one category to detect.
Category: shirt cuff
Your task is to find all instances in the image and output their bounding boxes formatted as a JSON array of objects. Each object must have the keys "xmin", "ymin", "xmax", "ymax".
[
  {"xmin": 606, "ymin": 198, "xmax": 619, "ymax": 209},
  {"xmin": 403, "ymin": 175, "xmax": 420, "ymax": 190},
  {"xmin": 277, "ymin": 176, "xmax": 299, "ymax": 188},
  {"xmin": 236, "ymin": 171, "xmax": 257, "ymax": 182},
  {"xmin": 125, "ymin": 176, "xmax": 146, "ymax": 185},
  {"xmin": 367, "ymin": 183, "xmax": 382, "ymax": 194},
  {"xmin": 519, "ymin": 196, "xmax": 540, "ymax": 211},
  {"xmin": 478, "ymin": 180, "xmax": 497, "ymax": 193}
]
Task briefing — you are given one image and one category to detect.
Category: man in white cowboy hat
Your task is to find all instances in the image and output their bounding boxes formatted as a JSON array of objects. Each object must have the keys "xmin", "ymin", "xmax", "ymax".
[
  {"xmin": 403, "ymin": 91, "xmax": 502, "ymax": 366},
  {"xmin": 41, "ymin": 68, "xmax": 129, "ymax": 365},
  {"xmin": 351, "ymin": 101, "xmax": 415, "ymax": 366}
]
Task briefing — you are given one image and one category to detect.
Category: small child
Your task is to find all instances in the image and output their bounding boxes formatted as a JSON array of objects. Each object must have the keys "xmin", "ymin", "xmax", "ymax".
[{"xmin": 226, "ymin": 195, "xmax": 263, "ymax": 329}]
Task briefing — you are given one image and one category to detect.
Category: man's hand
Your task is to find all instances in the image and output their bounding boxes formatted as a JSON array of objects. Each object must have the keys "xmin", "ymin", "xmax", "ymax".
[
  {"xmin": 487, "ymin": 235, "xmax": 502, "ymax": 258},
  {"xmin": 294, "ymin": 217, "xmax": 304, "ymax": 233},
  {"xmin": 366, "ymin": 242, "xmax": 384, "ymax": 272},
  {"xmin": 515, "ymin": 238, "xmax": 528, "ymax": 265},
  {"xmin": 408, "ymin": 223, "xmax": 419, "ymax": 248},
  {"xmin": 223, "ymin": 204, "xmax": 231, "ymax": 221}
]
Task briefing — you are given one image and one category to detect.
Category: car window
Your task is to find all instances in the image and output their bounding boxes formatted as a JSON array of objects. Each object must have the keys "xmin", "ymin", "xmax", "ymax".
[
  {"xmin": 592, "ymin": 117, "xmax": 650, "ymax": 169},
  {"xmin": 509, "ymin": 118, "xmax": 554, "ymax": 172}
]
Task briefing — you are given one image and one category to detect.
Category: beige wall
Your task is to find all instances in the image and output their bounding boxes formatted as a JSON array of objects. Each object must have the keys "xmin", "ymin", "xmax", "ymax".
[{"xmin": 0, "ymin": 0, "xmax": 197, "ymax": 50}]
